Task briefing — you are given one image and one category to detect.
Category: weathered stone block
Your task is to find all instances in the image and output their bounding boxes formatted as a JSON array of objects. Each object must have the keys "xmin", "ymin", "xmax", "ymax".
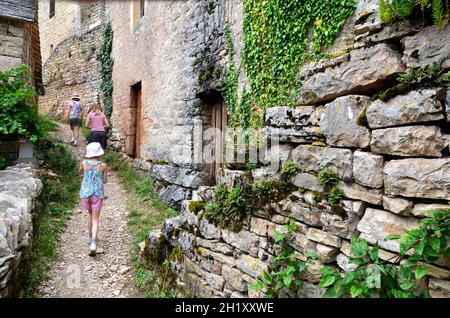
[
  {"xmin": 197, "ymin": 247, "xmax": 236, "ymax": 267},
  {"xmin": 306, "ymin": 228, "xmax": 342, "ymax": 248},
  {"xmin": 293, "ymin": 173, "xmax": 323, "ymax": 192},
  {"xmin": 357, "ymin": 208, "xmax": 418, "ymax": 253},
  {"xmin": 371, "ymin": 126, "xmax": 447, "ymax": 157},
  {"xmin": 274, "ymin": 197, "xmax": 322, "ymax": 227},
  {"xmin": 384, "ymin": 159, "xmax": 450, "ymax": 199},
  {"xmin": 265, "ymin": 106, "xmax": 316, "ymax": 127},
  {"xmin": 320, "ymin": 200, "xmax": 366, "ymax": 239},
  {"xmin": 319, "ymin": 95, "xmax": 372, "ymax": 148},
  {"xmin": 151, "ymin": 164, "xmax": 209, "ymax": 188},
  {"xmin": 250, "ymin": 217, "xmax": 274, "ymax": 237},
  {"xmin": 292, "ymin": 145, "xmax": 353, "ymax": 181},
  {"xmin": 222, "ymin": 266, "xmax": 247, "ymax": 292},
  {"xmin": 341, "ymin": 182, "xmax": 383, "ymax": 205},
  {"xmin": 366, "ymin": 89, "xmax": 446, "ymax": 129},
  {"xmin": 222, "ymin": 229, "xmax": 259, "ymax": 253},
  {"xmin": 353, "ymin": 151, "xmax": 383, "ymax": 188},
  {"xmin": 199, "ymin": 218, "xmax": 221, "ymax": 240},
  {"xmin": 236, "ymin": 254, "xmax": 268, "ymax": 279},
  {"xmin": 411, "ymin": 203, "xmax": 450, "ymax": 218},
  {"xmin": 429, "ymin": 278, "xmax": 450, "ymax": 298},
  {"xmin": 299, "ymin": 43, "xmax": 405, "ymax": 105},
  {"xmin": 382, "ymin": 196, "xmax": 413, "ymax": 216},
  {"xmin": 401, "ymin": 24, "xmax": 450, "ymax": 69},
  {"xmin": 336, "ymin": 253, "xmax": 358, "ymax": 272}
]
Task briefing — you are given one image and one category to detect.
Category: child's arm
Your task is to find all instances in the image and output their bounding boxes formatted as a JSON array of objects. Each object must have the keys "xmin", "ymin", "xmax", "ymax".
[
  {"xmin": 85, "ymin": 113, "xmax": 91, "ymax": 128},
  {"xmin": 102, "ymin": 164, "xmax": 108, "ymax": 184},
  {"xmin": 104, "ymin": 115, "xmax": 110, "ymax": 129},
  {"xmin": 79, "ymin": 162, "xmax": 84, "ymax": 175}
]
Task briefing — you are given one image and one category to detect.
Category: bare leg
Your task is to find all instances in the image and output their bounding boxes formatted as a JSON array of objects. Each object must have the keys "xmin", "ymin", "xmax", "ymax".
[
  {"xmin": 74, "ymin": 125, "xmax": 80, "ymax": 145},
  {"xmin": 87, "ymin": 211, "xmax": 93, "ymax": 238},
  {"xmin": 91, "ymin": 210, "xmax": 100, "ymax": 242}
]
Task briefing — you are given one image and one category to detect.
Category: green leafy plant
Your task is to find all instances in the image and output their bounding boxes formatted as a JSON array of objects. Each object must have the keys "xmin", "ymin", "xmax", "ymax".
[
  {"xmin": 251, "ymin": 219, "xmax": 317, "ymax": 298},
  {"xmin": 281, "ymin": 159, "xmax": 301, "ymax": 178},
  {"xmin": 380, "ymin": 0, "xmax": 394, "ymax": 22},
  {"xmin": 317, "ymin": 168, "xmax": 340, "ymax": 188},
  {"xmin": 397, "ymin": 62, "xmax": 442, "ymax": 84},
  {"xmin": 432, "ymin": 0, "xmax": 447, "ymax": 27},
  {"xmin": 0, "ymin": 155, "xmax": 10, "ymax": 170},
  {"xmin": 327, "ymin": 187, "xmax": 345, "ymax": 205},
  {"xmin": 97, "ymin": 20, "xmax": 114, "ymax": 119},
  {"xmin": 203, "ymin": 183, "xmax": 254, "ymax": 232},
  {"xmin": 379, "ymin": 0, "xmax": 449, "ymax": 26},
  {"xmin": 0, "ymin": 64, "xmax": 53, "ymax": 143},
  {"xmin": 239, "ymin": 0, "xmax": 356, "ymax": 128},
  {"xmin": 319, "ymin": 209, "xmax": 450, "ymax": 298}
]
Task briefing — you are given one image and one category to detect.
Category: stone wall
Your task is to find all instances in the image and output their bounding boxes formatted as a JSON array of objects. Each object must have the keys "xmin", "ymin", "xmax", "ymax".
[
  {"xmin": 38, "ymin": 1, "xmax": 105, "ymax": 116},
  {"xmin": 0, "ymin": 164, "xmax": 42, "ymax": 298},
  {"xmin": 141, "ymin": 0, "xmax": 450, "ymax": 298},
  {"xmin": 107, "ymin": 0, "xmax": 244, "ymax": 208},
  {"xmin": 38, "ymin": 0, "xmax": 81, "ymax": 64}
]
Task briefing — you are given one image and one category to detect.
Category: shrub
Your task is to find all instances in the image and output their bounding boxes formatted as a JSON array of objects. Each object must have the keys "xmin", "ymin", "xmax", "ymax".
[{"xmin": 0, "ymin": 65, "xmax": 52, "ymax": 143}]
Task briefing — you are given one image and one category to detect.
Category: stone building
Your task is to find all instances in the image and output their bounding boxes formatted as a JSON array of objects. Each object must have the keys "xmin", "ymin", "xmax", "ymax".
[
  {"xmin": 37, "ymin": 0, "xmax": 105, "ymax": 116},
  {"xmin": 38, "ymin": 0, "xmax": 244, "ymax": 207},
  {"xmin": 0, "ymin": 0, "xmax": 43, "ymax": 161},
  {"xmin": 37, "ymin": 0, "xmax": 450, "ymax": 298}
]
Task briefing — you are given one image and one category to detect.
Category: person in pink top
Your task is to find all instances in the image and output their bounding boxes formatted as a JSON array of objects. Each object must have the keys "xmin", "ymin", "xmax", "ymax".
[{"xmin": 85, "ymin": 104, "xmax": 110, "ymax": 150}]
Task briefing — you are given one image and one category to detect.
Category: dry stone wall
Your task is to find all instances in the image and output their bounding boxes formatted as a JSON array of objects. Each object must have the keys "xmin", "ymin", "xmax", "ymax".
[
  {"xmin": 140, "ymin": 0, "xmax": 450, "ymax": 298},
  {"xmin": 0, "ymin": 164, "xmax": 42, "ymax": 298},
  {"xmin": 38, "ymin": 1, "xmax": 105, "ymax": 116}
]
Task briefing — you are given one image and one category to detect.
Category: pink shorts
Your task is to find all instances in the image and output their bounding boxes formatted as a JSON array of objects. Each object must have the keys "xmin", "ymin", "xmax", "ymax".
[{"xmin": 81, "ymin": 195, "xmax": 103, "ymax": 212}]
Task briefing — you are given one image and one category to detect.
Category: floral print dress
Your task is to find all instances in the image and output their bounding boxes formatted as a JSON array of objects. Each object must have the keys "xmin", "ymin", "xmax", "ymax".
[{"xmin": 79, "ymin": 160, "xmax": 105, "ymax": 199}]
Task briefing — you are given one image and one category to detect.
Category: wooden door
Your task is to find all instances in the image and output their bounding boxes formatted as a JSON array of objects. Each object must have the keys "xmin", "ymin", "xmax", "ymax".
[
  {"xmin": 135, "ymin": 87, "xmax": 142, "ymax": 158},
  {"xmin": 211, "ymin": 99, "xmax": 227, "ymax": 183}
]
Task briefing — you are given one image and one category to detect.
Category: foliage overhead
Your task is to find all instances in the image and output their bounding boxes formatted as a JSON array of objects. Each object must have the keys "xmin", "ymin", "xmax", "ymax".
[
  {"xmin": 0, "ymin": 64, "xmax": 54, "ymax": 143},
  {"xmin": 97, "ymin": 20, "xmax": 114, "ymax": 118}
]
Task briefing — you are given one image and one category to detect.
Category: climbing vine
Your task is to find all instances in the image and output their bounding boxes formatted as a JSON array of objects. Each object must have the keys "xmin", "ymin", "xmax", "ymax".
[
  {"xmin": 97, "ymin": 20, "xmax": 114, "ymax": 118},
  {"xmin": 236, "ymin": 0, "xmax": 356, "ymax": 128},
  {"xmin": 379, "ymin": 0, "xmax": 449, "ymax": 27}
]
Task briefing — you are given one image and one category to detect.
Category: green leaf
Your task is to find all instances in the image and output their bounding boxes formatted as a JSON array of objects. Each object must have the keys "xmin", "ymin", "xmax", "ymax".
[
  {"xmin": 349, "ymin": 258, "xmax": 366, "ymax": 266},
  {"xmin": 384, "ymin": 234, "xmax": 401, "ymax": 241},
  {"xmin": 414, "ymin": 266, "xmax": 429, "ymax": 280},
  {"xmin": 319, "ymin": 275, "xmax": 336, "ymax": 288},
  {"xmin": 351, "ymin": 237, "xmax": 369, "ymax": 257},
  {"xmin": 350, "ymin": 285, "xmax": 363, "ymax": 298},
  {"xmin": 430, "ymin": 236, "xmax": 441, "ymax": 253},
  {"xmin": 399, "ymin": 280, "xmax": 415, "ymax": 291},
  {"xmin": 370, "ymin": 243, "xmax": 379, "ymax": 262},
  {"xmin": 274, "ymin": 230, "xmax": 285, "ymax": 243}
]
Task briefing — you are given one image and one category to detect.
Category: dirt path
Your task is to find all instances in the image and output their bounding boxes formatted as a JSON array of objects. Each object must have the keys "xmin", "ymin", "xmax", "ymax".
[{"xmin": 38, "ymin": 124, "xmax": 141, "ymax": 298}]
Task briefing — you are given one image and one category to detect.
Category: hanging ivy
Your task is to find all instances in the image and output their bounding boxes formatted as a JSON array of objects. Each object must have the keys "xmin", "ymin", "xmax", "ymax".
[
  {"xmin": 97, "ymin": 20, "xmax": 114, "ymax": 119},
  {"xmin": 233, "ymin": 0, "xmax": 357, "ymax": 128}
]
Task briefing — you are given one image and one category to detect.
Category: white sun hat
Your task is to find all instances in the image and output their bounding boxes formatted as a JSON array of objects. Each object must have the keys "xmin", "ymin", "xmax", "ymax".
[{"xmin": 86, "ymin": 142, "xmax": 104, "ymax": 158}]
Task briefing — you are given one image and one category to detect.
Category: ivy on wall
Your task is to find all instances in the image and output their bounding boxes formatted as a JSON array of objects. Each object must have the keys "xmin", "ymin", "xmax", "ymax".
[
  {"xmin": 223, "ymin": 0, "xmax": 357, "ymax": 128},
  {"xmin": 97, "ymin": 20, "xmax": 114, "ymax": 118}
]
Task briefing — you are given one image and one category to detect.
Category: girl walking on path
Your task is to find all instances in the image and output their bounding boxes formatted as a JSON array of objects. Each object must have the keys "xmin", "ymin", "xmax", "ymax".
[
  {"xmin": 85, "ymin": 104, "xmax": 110, "ymax": 150},
  {"xmin": 66, "ymin": 93, "xmax": 86, "ymax": 146},
  {"xmin": 79, "ymin": 142, "xmax": 108, "ymax": 256}
]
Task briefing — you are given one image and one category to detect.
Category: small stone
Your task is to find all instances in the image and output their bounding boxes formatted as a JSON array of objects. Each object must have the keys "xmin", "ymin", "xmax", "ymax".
[
  {"xmin": 353, "ymin": 151, "xmax": 384, "ymax": 189},
  {"xmin": 384, "ymin": 158, "xmax": 450, "ymax": 199},
  {"xmin": 411, "ymin": 203, "xmax": 450, "ymax": 218},
  {"xmin": 319, "ymin": 95, "xmax": 372, "ymax": 148},
  {"xmin": 429, "ymin": 278, "xmax": 450, "ymax": 298},
  {"xmin": 371, "ymin": 126, "xmax": 447, "ymax": 157},
  {"xmin": 382, "ymin": 196, "xmax": 413, "ymax": 216},
  {"xmin": 357, "ymin": 208, "xmax": 418, "ymax": 253},
  {"xmin": 113, "ymin": 290, "xmax": 120, "ymax": 296},
  {"xmin": 306, "ymin": 228, "xmax": 342, "ymax": 248},
  {"xmin": 336, "ymin": 253, "xmax": 358, "ymax": 272},
  {"xmin": 341, "ymin": 182, "xmax": 383, "ymax": 205}
]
